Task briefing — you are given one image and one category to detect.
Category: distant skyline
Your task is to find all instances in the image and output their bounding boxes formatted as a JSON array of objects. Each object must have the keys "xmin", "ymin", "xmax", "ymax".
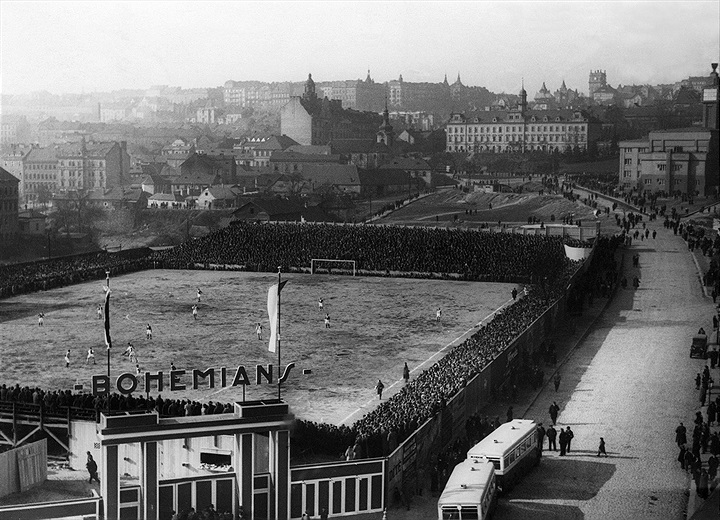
[{"xmin": 1, "ymin": 1, "xmax": 718, "ymax": 98}]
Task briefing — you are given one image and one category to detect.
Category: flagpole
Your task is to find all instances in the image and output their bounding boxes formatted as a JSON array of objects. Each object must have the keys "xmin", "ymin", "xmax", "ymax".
[
  {"xmin": 277, "ymin": 266, "xmax": 281, "ymax": 401},
  {"xmin": 106, "ymin": 270, "xmax": 110, "ymax": 380}
]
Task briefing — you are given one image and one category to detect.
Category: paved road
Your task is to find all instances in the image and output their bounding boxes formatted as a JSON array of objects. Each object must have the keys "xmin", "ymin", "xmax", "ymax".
[
  {"xmin": 354, "ymin": 211, "xmax": 711, "ymax": 520},
  {"xmin": 494, "ymin": 216, "xmax": 705, "ymax": 520}
]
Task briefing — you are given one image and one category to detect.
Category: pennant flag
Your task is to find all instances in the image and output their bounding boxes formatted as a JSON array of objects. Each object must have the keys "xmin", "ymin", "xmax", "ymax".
[
  {"xmin": 103, "ymin": 288, "xmax": 112, "ymax": 349},
  {"xmin": 267, "ymin": 280, "xmax": 288, "ymax": 353}
]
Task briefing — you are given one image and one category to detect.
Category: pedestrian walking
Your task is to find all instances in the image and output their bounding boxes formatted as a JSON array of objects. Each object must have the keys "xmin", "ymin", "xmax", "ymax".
[
  {"xmin": 553, "ymin": 373, "xmax": 561, "ymax": 391},
  {"xmin": 403, "ymin": 362, "xmax": 410, "ymax": 383},
  {"xmin": 597, "ymin": 437, "xmax": 608, "ymax": 457},
  {"xmin": 86, "ymin": 452, "xmax": 100, "ymax": 484},
  {"xmin": 679, "ymin": 445, "xmax": 688, "ymax": 469},
  {"xmin": 375, "ymin": 379, "xmax": 384, "ymax": 400},
  {"xmin": 549, "ymin": 401, "xmax": 560, "ymax": 425}
]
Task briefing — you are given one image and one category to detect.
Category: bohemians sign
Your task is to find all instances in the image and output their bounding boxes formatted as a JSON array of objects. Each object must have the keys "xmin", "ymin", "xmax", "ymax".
[{"xmin": 92, "ymin": 363, "xmax": 296, "ymax": 395}]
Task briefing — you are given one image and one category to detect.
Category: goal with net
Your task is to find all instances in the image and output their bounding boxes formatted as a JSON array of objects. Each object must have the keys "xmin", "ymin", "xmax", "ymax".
[{"xmin": 310, "ymin": 259, "xmax": 357, "ymax": 276}]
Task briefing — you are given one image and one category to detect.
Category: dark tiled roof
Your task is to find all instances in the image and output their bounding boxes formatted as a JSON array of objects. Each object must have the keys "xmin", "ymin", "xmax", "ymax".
[{"xmin": 0, "ymin": 167, "xmax": 19, "ymax": 182}]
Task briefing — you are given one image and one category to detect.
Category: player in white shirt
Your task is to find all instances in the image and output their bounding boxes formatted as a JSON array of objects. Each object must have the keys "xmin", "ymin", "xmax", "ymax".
[
  {"xmin": 146, "ymin": 324, "xmax": 152, "ymax": 340},
  {"xmin": 86, "ymin": 348, "xmax": 96, "ymax": 365},
  {"xmin": 436, "ymin": 308, "xmax": 442, "ymax": 322},
  {"xmin": 256, "ymin": 323, "xmax": 263, "ymax": 340}
]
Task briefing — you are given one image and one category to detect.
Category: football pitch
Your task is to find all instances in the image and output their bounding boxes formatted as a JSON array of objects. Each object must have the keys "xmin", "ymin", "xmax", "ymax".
[{"xmin": 0, "ymin": 270, "xmax": 515, "ymax": 425}]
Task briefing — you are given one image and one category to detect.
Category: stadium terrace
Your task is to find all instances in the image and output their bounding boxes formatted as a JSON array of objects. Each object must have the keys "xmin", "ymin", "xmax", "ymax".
[{"xmin": 91, "ymin": 363, "xmax": 296, "ymax": 395}]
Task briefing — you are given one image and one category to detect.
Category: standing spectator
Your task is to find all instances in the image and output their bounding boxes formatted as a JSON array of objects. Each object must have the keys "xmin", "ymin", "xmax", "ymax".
[
  {"xmin": 375, "ymin": 379, "xmax": 384, "ymax": 400},
  {"xmin": 536, "ymin": 423, "xmax": 546, "ymax": 453},
  {"xmin": 559, "ymin": 428, "xmax": 568, "ymax": 456},
  {"xmin": 708, "ymin": 453, "xmax": 718, "ymax": 480},
  {"xmin": 597, "ymin": 437, "xmax": 607, "ymax": 457},
  {"xmin": 86, "ymin": 452, "xmax": 100, "ymax": 484},
  {"xmin": 546, "ymin": 425, "xmax": 557, "ymax": 451},
  {"xmin": 553, "ymin": 373, "xmax": 561, "ymax": 392},
  {"xmin": 565, "ymin": 426, "xmax": 574, "ymax": 452},
  {"xmin": 679, "ymin": 445, "xmax": 688, "ymax": 469},
  {"xmin": 676, "ymin": 422, "xmax": 687, "ymax": 447},
  {"xmin": 511, "ymin": 288, "xmax": 518, "ymax": 300},
  {"xmin": 403, "ymin": 362, "xmax": 410, "ymax": 384}
]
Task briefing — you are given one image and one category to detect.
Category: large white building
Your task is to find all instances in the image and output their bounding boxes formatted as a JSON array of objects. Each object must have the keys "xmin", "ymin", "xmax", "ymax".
[{"xmin": 445, "ymin": 87, "xmax": 600, "ymax": 153}]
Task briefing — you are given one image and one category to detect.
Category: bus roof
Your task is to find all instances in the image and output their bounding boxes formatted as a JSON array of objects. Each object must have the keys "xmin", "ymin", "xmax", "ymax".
[
  {"xmin": 467, "ymin": 419, "xmax": 537, "ymax": 459},
  {"xmin": 437, "ymin": 459, "xmax": 495, "ymax": 507}
]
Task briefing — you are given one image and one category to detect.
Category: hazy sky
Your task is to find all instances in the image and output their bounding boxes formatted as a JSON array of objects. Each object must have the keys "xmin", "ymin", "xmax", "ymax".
[{"xmin": 1, "ymin": 1, "xmax": 718, "ymax": 97}]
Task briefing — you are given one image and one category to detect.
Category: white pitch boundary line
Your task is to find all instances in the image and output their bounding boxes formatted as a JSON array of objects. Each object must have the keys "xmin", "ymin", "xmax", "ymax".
[{"xmin": 338, "ymin": 296, "xmax": 518, "ymax": 425}]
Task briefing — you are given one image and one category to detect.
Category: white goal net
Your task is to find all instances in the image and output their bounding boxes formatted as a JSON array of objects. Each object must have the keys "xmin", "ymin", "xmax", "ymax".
[{"xmin": 310, "ymin": 259, "xmax": 357, "ymax": 276}]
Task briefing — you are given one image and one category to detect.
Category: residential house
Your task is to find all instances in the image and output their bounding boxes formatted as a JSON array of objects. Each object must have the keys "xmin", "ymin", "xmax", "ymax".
[
  {"xmin": 251, "ymin": 135, "xmax": 299, "ymax": 167},
  {"xmin": 196, "ymin": 186, "xmax": 240, "ymax": 209},
  {"xmin": 18, "ymin": 209, "xmax": 47, "ymax": 235},
  {"xmin": 232, "ymin": 198, "xmax": 330, "ymax": 223},
  {"xmin": 0, "ymin": 167, "xmax": 20, "ymax": 240},
  {"xmin": 328, "ymin": 139, "xmax": 392, "ymax": 169},
  {"xmin": 23, "ymin": 147, "xmax": 59, "ymax": 203}
]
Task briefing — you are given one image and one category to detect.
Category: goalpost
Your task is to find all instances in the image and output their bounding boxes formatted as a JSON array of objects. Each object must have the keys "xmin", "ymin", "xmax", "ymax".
[{"xmin": 310, "ymin": 259, "xmax": 357, "ymax": 276}]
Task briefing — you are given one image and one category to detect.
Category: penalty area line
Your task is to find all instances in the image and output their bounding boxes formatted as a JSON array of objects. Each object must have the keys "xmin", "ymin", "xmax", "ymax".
[{"xmin": 339, "ymin": 297, "xmax": 516, "ymax": 425}]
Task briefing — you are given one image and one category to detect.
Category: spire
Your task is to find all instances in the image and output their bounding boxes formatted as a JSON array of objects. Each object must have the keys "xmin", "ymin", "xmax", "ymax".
[
  {"xmin": 561, "ymin": 79, "xmax": 567, "ymax": 89},
  {"xmin": 455, "ymin": 72, "xmax": 462, "ymax": 85},
  {"xmin": 443, "ymin": 74, "xmax": 449, "ymax": 86},
  {"xmin": 366, "ymin": 69, "xmax": 372, "ymax": 83}
]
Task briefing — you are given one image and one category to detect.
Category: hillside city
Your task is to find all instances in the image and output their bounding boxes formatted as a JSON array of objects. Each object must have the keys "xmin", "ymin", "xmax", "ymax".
[{"xmin": 1, "ymin": 66, "xmax": 718, "ymax": 262}]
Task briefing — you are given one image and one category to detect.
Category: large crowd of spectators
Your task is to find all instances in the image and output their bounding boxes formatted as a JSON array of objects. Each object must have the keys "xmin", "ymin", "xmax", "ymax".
[
  {"xmin": 0, "ymin": 249, "xmax": 153, "ymax": 299},
  {"xmin": 0, "ymin": 383, "xmax": 234, "ymax": 423},
  {"xmin": 152, "ymin": 222, "xmax": 570, "ymax": 283}
]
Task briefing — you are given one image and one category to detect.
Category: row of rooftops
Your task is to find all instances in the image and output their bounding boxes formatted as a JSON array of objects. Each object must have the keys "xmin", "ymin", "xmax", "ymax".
[{"xmin": 447, "ymin": 108, "xmax": 594, "ymax": 125}]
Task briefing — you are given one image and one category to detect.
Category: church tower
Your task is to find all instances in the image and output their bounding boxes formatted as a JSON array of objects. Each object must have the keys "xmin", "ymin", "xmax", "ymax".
[
  {"xmin": 377, "ymin": 100, "xmax": 395, "ymax": 146},
  {"xmin": 589, "ymin": 70, "xmax": 607, "ymax": 98},
  {"xmin": 303, "ymin": 73, "xmax": 317, "ymax": 103},
  {"xmin": 519, "ymin": 80, "xmax": 528, "ymax": 114}
]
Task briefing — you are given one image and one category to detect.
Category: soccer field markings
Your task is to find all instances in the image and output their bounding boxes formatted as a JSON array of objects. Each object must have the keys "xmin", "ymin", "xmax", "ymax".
[{"xmin": 338, "ymin": 297, "xmax": 517, "ymax": 425}]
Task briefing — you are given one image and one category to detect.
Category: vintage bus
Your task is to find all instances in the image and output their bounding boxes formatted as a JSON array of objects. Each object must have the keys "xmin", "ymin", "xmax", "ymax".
[
  {"xmin": 437, "ymin": 458, "xmax": 498, "ymax": 520},
  {"xmin": 466, "ymin": 419, "xmax": 540, "ymax": 492}
]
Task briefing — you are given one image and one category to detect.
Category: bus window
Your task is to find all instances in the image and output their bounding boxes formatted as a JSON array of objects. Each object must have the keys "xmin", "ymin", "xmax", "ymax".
[
  {"xmin": 460, "ymin": 506, "xmax": 479, "ymax": 519},
  {"xmin": 441, "ymin": 508, "xmax": 461, "ymax": 519},
  {"xmin": 489, "ymin": 458, "xmax": 501, "ymax": 470}
]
